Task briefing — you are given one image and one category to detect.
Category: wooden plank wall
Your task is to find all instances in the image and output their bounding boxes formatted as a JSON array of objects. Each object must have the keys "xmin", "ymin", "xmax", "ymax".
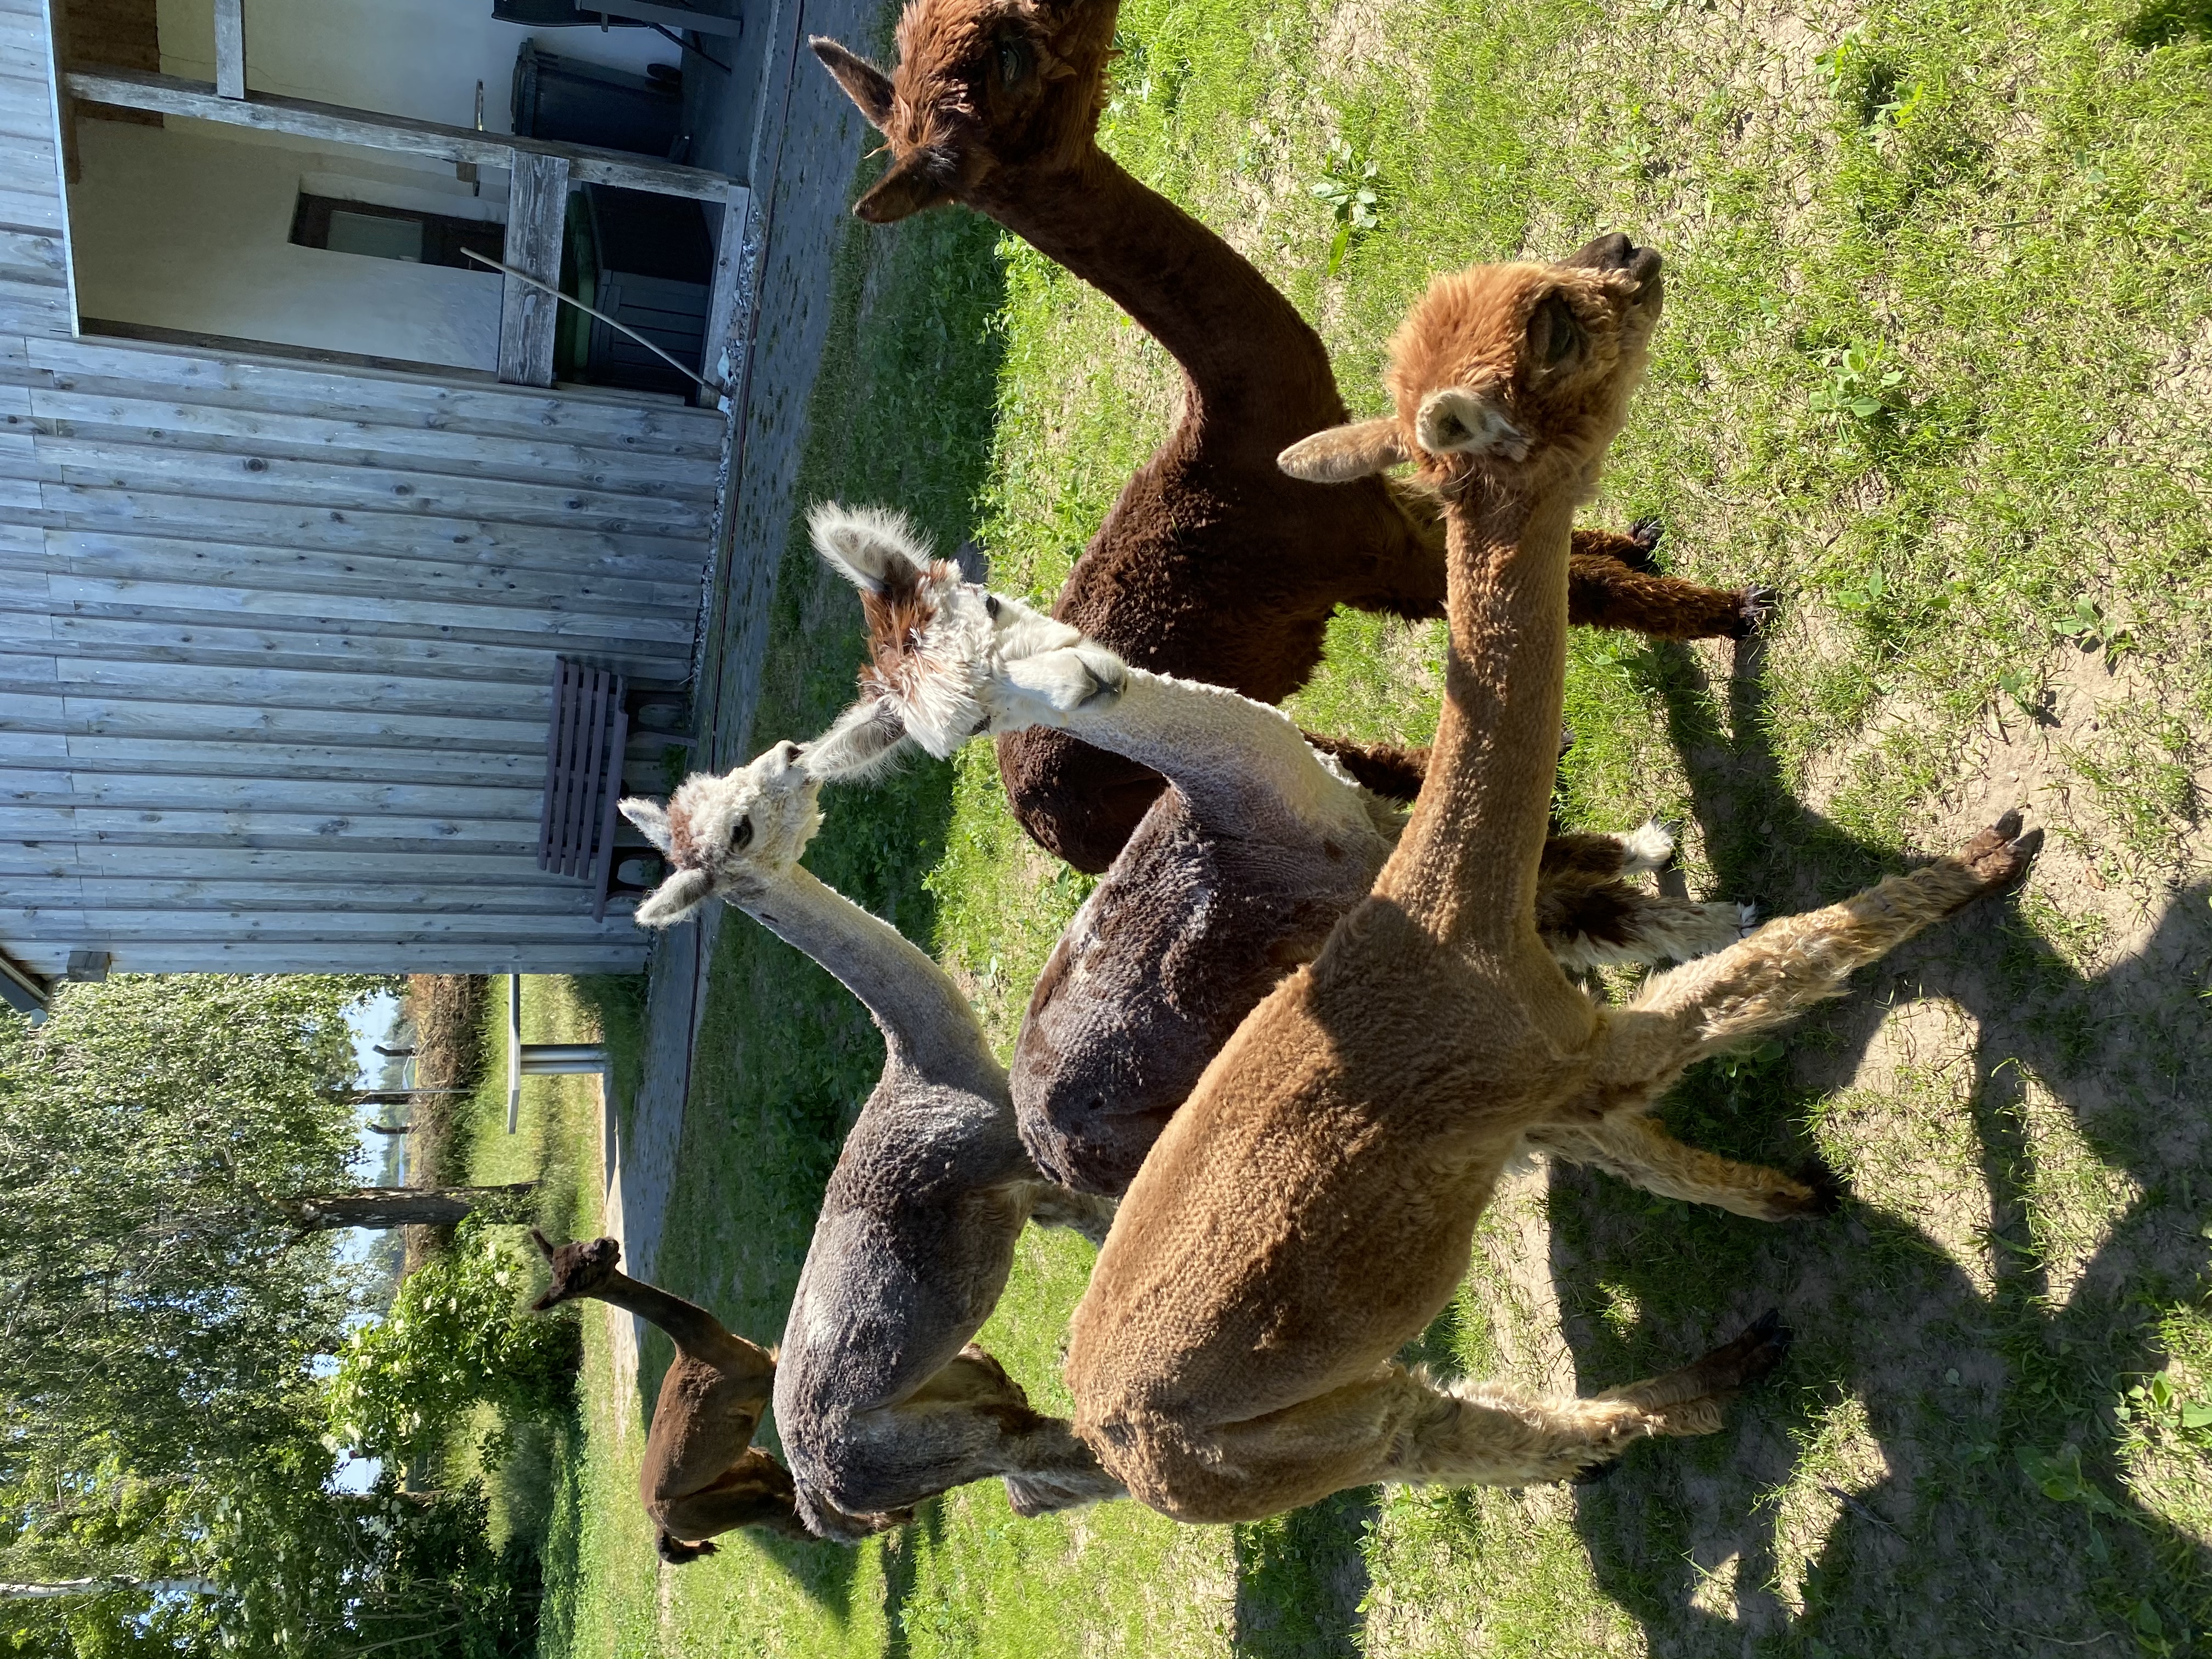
[{"xmin": 0, "ymin": 0, "xmax": 727, "ymax": 974}]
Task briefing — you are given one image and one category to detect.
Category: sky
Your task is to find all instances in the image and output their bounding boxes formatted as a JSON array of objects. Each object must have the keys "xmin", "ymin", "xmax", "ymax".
[{"xmin": 326, "ymin": 988, "xmax": 414, "ymax": 1494}]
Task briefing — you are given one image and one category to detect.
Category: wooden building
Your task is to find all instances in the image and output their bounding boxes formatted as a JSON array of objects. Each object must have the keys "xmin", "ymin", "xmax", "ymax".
[{"xmin": 1, "ymin": 0, "xmax": 751, "ymax": 997}]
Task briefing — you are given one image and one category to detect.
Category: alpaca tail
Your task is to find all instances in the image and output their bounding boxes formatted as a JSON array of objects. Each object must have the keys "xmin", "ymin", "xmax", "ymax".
[
  {"xmin": 1300, "ymin": 731, "xmax": 1430, "ymax": 800},
  {"xmin": 656, "ymin": 1531, "xmax": 718, "ymax": 1565}
]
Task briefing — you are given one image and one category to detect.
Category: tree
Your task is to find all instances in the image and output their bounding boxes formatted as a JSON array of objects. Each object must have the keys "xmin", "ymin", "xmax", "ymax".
[
  {"xmin": 327, "ymin": 1217, "xmax": 578, "ymax": 1469},
  {"xmin": 0, "ymin": 975, "xmax": 548, "ymax": 1659},
  {"xmin": 0, "ymin": 975, "xmax": 379, "ymax": 1488},
  {"xmin": 274, "ymin": 1183, "xmax": 538, "ymax": 1233}
]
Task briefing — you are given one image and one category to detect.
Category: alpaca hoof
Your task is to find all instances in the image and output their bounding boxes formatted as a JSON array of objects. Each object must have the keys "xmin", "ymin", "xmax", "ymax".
[
  {"xmin": 1956, "ymin": 810, "xmax": 2039, "ymax": 891},
  {"xmin": 1724, "ymin": 1310, "xmax": 1794, "ymax": 1389},
  {"xmin": 1624, "ymin": 516, "xmax": 1664, "ymax": 570},
  {"xmin": 1728, "ymin": 584, "xmax": 1778, "ymax": 639},
  {"xmin": 1780, "ymin": 1159, "xmax": 1847, "ymax": 1220}
]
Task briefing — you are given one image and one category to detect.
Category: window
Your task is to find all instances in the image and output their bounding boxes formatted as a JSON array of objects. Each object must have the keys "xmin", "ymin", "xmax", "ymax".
[{"xmin": 290, "ymin": 194, "xmax": 507, "ymax": 270}]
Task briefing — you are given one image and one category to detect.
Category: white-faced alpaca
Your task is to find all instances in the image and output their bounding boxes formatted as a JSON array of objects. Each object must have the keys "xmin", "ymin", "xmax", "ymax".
[
  {"xmin": 620, "ymin": 742, "xmax": 1123, "ymax": 1539},
  {"xmin": 803, "ymin": 505, "xmax": 1813, "ymax": 1214},
  {"xmin": 528, "ymin": 1232, "xmax": 831, "ymax": 1559},
  {"xmin": 1052, "ymin": 236, "xmax": 2034, "ymax": 1523}
]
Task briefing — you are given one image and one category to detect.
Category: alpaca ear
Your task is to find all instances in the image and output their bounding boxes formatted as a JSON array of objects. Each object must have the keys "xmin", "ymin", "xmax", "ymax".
[
  {"xmin": 618, "ymin": 797, "xmax": 675, "ymax": 855},
  {"xmin": 530, "ymin": 1228, "xmax": 557, "ymax": 1261},
  {"xmin": 810, "ymin": 37, "xmax": 895, "ymax": 128},
  {"xmin": 803, "ymin": 697, "xmax": 910, "ymax": 782},
  {"xmin": 808, "ymin": 501, "xmax": 932, "ymax": 597},
  {"xmin": 1415, "ymin": 385, "xmax": 1528, "ymax": 461},
  {"xmin": 634, "ymin": 866, "xmax": 713, "ymax": 928},
  {"xmin": 1277, "ymin": 417, "xmax": 1409, "ymax": 482},
  {"xmin": 853, "ymin": 151, "xmax": 951, "ymax": 223}
]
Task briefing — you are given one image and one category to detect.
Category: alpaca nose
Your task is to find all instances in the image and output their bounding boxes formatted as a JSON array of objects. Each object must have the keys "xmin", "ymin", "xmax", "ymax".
[{"xmin": 1564, "ymin": 231, "xmax": 1662, "ymax": 295}]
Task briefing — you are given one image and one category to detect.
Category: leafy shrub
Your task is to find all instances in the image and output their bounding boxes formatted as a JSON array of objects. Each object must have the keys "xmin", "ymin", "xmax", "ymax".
[{"xmin": 328, "ymin": 1218, "xmax": 579, "ymax": 1468}]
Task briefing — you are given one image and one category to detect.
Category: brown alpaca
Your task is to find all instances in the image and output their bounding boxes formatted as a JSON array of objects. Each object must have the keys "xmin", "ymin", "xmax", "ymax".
[
  {"xmin": 1059, "ymin": 236, "xmax": 2036, "ymax": 1523},
  {"xmin": 528, "ymin": 1233, "xmax": 837, "ymax": 1560},
  {"xmin": 811, "ymin": 2, "xmax": 1770, "ymax": 872}
]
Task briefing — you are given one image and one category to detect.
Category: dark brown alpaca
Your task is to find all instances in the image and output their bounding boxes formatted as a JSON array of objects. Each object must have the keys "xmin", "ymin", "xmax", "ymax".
[
  {"xmin": 812, "ymin": 0, "xmax": 1768, "ymax": 871},
  {"xmin": 528, "ymin": 1233, "xmax": 831, "ymax": 1560}
]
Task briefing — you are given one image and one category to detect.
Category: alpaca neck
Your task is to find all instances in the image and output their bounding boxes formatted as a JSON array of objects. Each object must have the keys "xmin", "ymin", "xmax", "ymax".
[
  {"xmin": 742, "ymin": 865, "xmax": 1000, "ymax": 1082},
  {"xmin": 577, "ymin": 1268, "xmax": 727, "ymax": 1355},
  {"xmin": 1056, "ymin": 668, "xmax": 1376, "ymax": 841},
  {"xmin": 1375, "ymin": 485, "xmax": 1579, "ymax": 956},
  {"xmin": 968, "ymin": 149, "xmax": 1344, "ymax": 444}
]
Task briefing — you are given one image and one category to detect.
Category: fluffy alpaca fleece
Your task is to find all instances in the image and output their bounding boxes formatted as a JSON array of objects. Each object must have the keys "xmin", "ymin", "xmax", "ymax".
[
  {"xmin": 1058, "ymin": 238, "xmax": 2035, "ymax": 1525},
  {"xmin": 810, "ymin": 0, "xmax": 1770, "ymax": 873},
  {"xmin": 800, "ymin": 507, "xmax": 1770, "ymax": 1203}
]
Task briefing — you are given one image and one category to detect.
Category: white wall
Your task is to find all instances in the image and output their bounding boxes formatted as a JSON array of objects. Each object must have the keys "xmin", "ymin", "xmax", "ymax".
[
  {"xmin": 71, "ymin": 119, "xmax": 504, "ymax": 371},
  {"xmin": 156, "ymin": 0, "xmax": 678, "ymax": 133}
]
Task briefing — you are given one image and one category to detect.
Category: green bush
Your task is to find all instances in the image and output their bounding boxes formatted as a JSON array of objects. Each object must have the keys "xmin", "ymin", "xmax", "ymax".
[{"xmin": 327, "ymin": 1217, "xmax": 579, "ymax": 1469}]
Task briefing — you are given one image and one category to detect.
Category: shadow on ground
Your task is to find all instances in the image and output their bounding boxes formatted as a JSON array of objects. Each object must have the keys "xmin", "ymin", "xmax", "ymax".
[
  {"xmin": 1233, "ymin": 1488, "xmax": 1379, "ymax": 1659},
  {"xmin": 1553, "ymin": 635, "xmax": 2212, "ymax": 1654}
]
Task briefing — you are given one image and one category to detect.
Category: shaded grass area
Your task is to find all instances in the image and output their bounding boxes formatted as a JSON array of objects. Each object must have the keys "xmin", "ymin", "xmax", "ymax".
[{"xmin": 546, "ymin": 0, "xmax": 2212, "ymax": 1654}]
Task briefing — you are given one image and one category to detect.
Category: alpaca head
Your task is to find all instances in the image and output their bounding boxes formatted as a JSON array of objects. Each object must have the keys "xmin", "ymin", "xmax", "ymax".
[
  {"xmin": 1279, "ymin": 233, "xmax": 1666, "ymax": 500},
  {"xmin": 809, "ymin": 0, "xmax": 1120, "ymax": 223},
  {"xmin": 618, "ymin": 740, "xmax": 823, "ymax": 928},
  {"xmin": 809, "ymin": 501, "xmax": 1126, "ymax": 761},
  {"xmin": 530, "ymin": 1231, "xmax": 620, "ymax": 1311}
]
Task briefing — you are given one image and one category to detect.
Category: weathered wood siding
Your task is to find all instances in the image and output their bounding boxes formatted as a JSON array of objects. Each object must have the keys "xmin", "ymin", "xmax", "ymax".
[{"xmin": 0, "ymin": 0, "xmax": 724, "ymax": 974}]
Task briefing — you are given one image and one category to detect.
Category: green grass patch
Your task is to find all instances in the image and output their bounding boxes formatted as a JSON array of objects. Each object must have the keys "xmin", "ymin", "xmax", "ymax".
[{"xmin": 539, "ymin": 0, "xmax": 2212, "ymax": 1651}]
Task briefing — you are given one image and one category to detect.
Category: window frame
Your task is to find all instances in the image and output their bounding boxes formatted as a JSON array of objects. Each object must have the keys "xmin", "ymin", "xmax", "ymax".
[{"xmin": 289, "ymin": 192, "xmax": 507, "ymax": 272}]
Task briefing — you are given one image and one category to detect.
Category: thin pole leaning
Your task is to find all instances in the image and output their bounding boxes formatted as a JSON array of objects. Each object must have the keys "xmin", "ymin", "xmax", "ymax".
[{"xmin": 464, "ymin": 247, "xmax": 728, "ymax": 397}]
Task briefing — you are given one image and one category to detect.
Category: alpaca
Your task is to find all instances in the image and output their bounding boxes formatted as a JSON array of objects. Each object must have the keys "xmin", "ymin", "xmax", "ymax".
[
  {"xmin": 1049, "ymin": 235, "xmax": 2035, "ymax": 1523},
  {"xmin": 810, "ymin": 0, "xmax": 1771, "ymax": 872},
  {"xmin": 528, "ymin": 1232, "xmax": 825, "ymax": 1559},
  {"xmin": 806, "ymin": 504, "xmax": 1802, "ymax": 1210},
  {"xmin": 618, "ymin": 741, "xmax": 1125, "ymax": 1539}
]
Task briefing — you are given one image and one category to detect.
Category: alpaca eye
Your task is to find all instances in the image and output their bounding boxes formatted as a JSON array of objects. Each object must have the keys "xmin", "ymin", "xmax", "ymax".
[
  {"xmin": 985, "ymin": 594, "xmax": 1001, "ymax": 619},
  {"xmin": 996, "ymin": 35, "xmax": 1032, "ymax": 85},
  {"xmin": 731, "ymin": 816, "xmax": 754, "ymax": 850}
]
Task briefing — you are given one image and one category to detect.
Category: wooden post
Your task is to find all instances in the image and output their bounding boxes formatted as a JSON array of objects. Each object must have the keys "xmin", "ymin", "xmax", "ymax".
[
  {"xmin": 697, "ymin": 182, "xmax": 750, "ymax": 408},
  {"xmin": 497, "ymin": 153, "xmax": 568, "ymax": 388},
  {"xmin": 212, "ymin": 0, "xmax": 246, "ymax": 99}
]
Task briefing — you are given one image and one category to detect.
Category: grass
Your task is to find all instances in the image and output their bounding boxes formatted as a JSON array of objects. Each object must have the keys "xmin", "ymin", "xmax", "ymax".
[{"xmin": 512, "ymin": 0, "xmax": 2212, "ymax": 1652}]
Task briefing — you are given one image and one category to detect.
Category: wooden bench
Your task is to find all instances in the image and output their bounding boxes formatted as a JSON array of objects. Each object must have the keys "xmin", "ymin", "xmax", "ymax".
[{"xmin": 537, "ymin": 658, "xmax": 631, "ymax": 921}]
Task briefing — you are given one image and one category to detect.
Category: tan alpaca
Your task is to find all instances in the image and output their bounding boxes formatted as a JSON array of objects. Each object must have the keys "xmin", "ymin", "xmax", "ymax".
[
  {"xmin": 528, "ymin": 1233, "xmax": 830, "ymax": 1559},
  {"xmin": 1060, "ymin": 235, "xmax": 2035, "ymax": 1523}
]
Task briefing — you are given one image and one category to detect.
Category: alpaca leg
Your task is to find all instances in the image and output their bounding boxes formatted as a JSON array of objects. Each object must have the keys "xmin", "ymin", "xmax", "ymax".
[
  {"xmin": 1023, "ymin": 1181, "xmax": 1118, "ymax": 1248},
  {"xmin": 656, "ymin": 1447, "xmax": 816, "ymax": 1544},
  {"xmin": 1539, "ymin": 885, "xmax": 1752, "ymax": 972},
  {"xmin": 1567, "ymin": 552, "xmax": 1770, "ymax": 640},
  {"xmin": 804, "ymin": 1347, "xmax": 1122, "ymax": 1526},
  {"xmin": 1570, "ymin": 525, "xmax": 1661, "ymax": 572},
  {"xmin": 1589, "ymin": 814, "xmax": 2033, "ymax": 1097},
  {"xmin": 1090, "ymin": 1317, "xmax": 1789, "ymax": 1523},
  {"xmin": 1527, "ymin": 1116, "xmax": 1833, "ymax": 1221}
]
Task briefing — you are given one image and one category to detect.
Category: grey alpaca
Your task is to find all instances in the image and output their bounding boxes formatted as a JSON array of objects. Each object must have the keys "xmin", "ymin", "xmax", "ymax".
[{"xmin": 620, "ymin": 740, "xmax": 1123, "ymax": 1540}]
